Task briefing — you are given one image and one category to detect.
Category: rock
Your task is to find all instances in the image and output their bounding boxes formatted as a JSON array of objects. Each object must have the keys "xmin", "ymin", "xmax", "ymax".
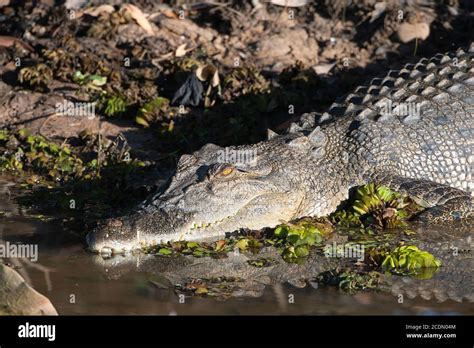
[
  {"xmin": 0, "ymin": 264, "xmax": 57, "ymax": 315},
  {"xmin": 158, "ymin": 18, "xmax": 217, "ymax": 42},
  {"xmin": 255, "ymin": 28, "xmax": 318, "ymax": 70},
  {"xmin": 0, "ymin": 90, "xmax": 103, "ymax": 140}
]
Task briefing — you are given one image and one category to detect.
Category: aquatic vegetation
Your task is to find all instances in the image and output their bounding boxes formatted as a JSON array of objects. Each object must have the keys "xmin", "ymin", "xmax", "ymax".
[
  {"xmin": 331, "ymin": 183, "xmax": 422, "ymax": 229},
  {"xmin": 316, "ymin": 269, "xmax": 383, "ymax": 293},
  {"xmin": 175, "ymin": 277, "xmax": 243, "ymax": 299},
  {"xmin": 271, "ymin": 219, "xmax": 329, "ymax": 263},
  {"xmin": 146, "ymin": 239, "xmax": 232, "ymax": 259},
  {"xmin": 247, "ymin": 257, "xmax": 277, "ymax": 268},
  {"xmin": 234, "ymin": 237, "xmax": 262, "ymax": 253},
  {"xmin": 379, "ymin": 245, "xmax": 441, "ymax": 278},
  {"xmin": 144, "ymin": 234, "xmax": 267, "ymax": 259},
  {"xmin": 144, "ymin": 218, "xmax": 330, "ymax": 264}
]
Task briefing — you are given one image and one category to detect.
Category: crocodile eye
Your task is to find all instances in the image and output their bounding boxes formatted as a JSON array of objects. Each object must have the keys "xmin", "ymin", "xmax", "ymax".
[
  {"xmin": 206, "ymin": 164, "xmax": 235, "ymax": 180},
  {"xmin": 219, "ymin": 166, "xmax": 234, "ymax": 177}
]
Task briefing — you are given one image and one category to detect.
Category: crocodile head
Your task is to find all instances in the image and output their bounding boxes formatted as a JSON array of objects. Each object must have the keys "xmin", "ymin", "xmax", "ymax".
[{"xmin": 86, "ymin": 127, "xmax": 336, "ymax": 254}]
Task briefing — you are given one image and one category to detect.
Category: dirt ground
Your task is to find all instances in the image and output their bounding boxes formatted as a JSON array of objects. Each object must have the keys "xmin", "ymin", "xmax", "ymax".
[
  {"xmin": 0, "ymin": 0, "xmax": 472, "ymax": 224},
  {"xmin": 1, "ymin": 0, "xmax": 472, "ymax": 154}
]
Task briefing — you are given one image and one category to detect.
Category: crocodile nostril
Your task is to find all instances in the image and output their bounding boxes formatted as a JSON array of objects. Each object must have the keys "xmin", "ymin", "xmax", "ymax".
[{"xmin": 100, "ymin": 247, "xmax": 113, "ymax": 257}]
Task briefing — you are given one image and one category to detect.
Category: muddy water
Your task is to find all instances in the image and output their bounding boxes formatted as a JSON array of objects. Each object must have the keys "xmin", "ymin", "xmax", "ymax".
[{"xmin": 0, "ymin": 181, "xmax": 472, "ymax": 315}]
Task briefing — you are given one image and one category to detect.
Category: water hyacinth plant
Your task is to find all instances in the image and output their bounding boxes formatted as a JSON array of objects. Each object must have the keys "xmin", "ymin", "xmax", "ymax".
[
  {"xmin": 272, "ymin": 219, "xmax": 328, "ymax": 262},
  {"xmin": 332, "ymin": 183, "xmax": 422, "ymax": 229},
  {"xmin": 380, "ymin": 245, "xmax": 441, "ymax": 278}
]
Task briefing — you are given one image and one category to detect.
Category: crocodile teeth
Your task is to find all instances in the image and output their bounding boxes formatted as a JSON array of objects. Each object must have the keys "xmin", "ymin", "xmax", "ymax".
[{"xmin": 188, "ymin": 216, "xmax": 231, "ymax": 232}]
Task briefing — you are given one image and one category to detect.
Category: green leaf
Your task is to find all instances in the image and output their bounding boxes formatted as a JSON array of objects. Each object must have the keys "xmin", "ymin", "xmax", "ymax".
[
  {"xmin": 353, "ymin": 202, "xmax": 368, "ymax": 215},
  {"xmin": 0, "ymin": 130, "xmax": 8, "ymax": 141},
  {"xmin": 235, "ymin": 239, "xmax": 249, "ymax": 251},
  {"xmin": 274, "ymin": 226, "xmax": 287, "ymax": 238},
  {"xmin": 73, "ymin": 71, "xmax": 86, "ymax": 82},
  {"xmin": 381, "ymin": 245, "xmax": 441, "ymax": 276},
  {"xmin": 186, "ymin": 241, "xmax": 199, "ymax": 249},
  {"xmin": 295, "ymin": 245, "xmax": 309, "ymax": 258},
  {"xmin": 158, "ymin": 248, "xmax": 173, "ymax": 255},
  {"xmin": 195, "ymin": 287, "xmax": 208, "ymax": 295},
  {"xmin": 287, "ymin": 233, "xmax": 300, "ymax": 245},
  {"xmin": 135, "ymin": 116, "xmax": 150, "ymax": 128},
  {"xmin": 377, "ymin": 186, "xmax": 396, "ymax": 202},
  {"xmin": 18, "ymin": 129, "xmax": 29, "ymax": 138},
  {"xmin": 89, "ymin": 74, "xmax": 107, "ymax": 86}
]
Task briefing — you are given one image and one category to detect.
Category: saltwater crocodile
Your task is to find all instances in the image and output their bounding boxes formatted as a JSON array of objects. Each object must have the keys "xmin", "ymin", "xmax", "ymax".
[{"xmin": 87, "ymin": 45, "xmax": 474, "ymax": 254}]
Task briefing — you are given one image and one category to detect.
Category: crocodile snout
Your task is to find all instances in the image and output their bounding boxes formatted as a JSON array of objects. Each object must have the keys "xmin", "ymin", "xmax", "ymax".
[
  {"xmin": 86, "ymin": 209, "xmax": 195, "ymax": 254},
  {"xmin": 86, "ymin": 217, "xmax": 140, "ymax": 255}
]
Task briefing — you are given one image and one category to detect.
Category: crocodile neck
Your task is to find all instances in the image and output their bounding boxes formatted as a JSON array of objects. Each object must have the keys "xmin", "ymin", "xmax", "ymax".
[{"xmin": 298, "ymin": 118, "xmax": 374, "ymax": 218}]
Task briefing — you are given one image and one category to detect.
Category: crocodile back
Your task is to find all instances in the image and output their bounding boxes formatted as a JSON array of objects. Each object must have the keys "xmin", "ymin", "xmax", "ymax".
[{"xmin": 323, "ymin": 45, "xmax": 474, "ymax": 194}]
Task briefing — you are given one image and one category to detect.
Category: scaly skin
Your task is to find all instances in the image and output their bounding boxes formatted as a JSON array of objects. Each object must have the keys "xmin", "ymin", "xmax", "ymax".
[{"xmin": 87, "ymin": 45, "xmax": 473, "ymax": 254}]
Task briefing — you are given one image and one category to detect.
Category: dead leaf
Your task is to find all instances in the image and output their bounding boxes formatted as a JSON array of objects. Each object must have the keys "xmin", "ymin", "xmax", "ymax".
[
  {"xmin": 313, "ymin": 62, "xmax": 336, "ymax": 75},
  {"xmin": 160, "ymin": 8, "xmax": 178, "ymax": 19},
  {"xmin": 369, "ymin": 2, "xmax": 386, "ymax": 23},
  {"xmin": 215, "ymin": 240, "xmax": 226, "ymax": 251},
  {"xmin": 121, "ymin": 4, "xmax": 154, "ymax": 36},
  {"xmin": 175, "ymin": 43, "xmax": 189, "ymax": 57},
  {"xmin": 83, "ymin": 4, "xmax": 115, "ymax": 17},
  {"xmin": 210, "ymin": 70, "xmax": 220, "ymax": 87},
  {"xmin": 382, "ymin": 207, "xmax": 397, "ymax": 219},
  {"xmin": 397, "ymin": 22, "xmax": 430, "ymax": 43},
  {"xmin": 196, "ymin": 64, "xmax": 220, "ymax": 87},
  {"xmin": 148, "ymin": 6, "xmax": 178, "ymax": 20}
]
